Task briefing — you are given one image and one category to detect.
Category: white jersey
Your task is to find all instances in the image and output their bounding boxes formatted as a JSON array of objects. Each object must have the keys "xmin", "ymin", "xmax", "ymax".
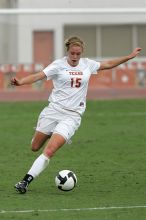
[{"xmin": 43, "ymin": 57, "xmax": 100, "ymax": 115}]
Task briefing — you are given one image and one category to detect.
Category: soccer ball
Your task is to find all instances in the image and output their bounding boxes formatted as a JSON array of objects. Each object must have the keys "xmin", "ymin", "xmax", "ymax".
[{"xmin": 55, "ymin": 170, "xmax": 77, "ymax": 191}]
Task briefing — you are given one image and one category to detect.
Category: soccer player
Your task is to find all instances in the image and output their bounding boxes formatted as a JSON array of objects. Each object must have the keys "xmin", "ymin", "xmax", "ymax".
[{"xmin": 11, "ymin": 36, "xmax": 141, "ymax": 193}]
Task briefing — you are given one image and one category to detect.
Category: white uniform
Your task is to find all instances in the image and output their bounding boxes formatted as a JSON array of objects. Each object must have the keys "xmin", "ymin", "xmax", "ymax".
[{"xmin": 36, "ymin": 57, "xmax": 100, "ymax": 142}]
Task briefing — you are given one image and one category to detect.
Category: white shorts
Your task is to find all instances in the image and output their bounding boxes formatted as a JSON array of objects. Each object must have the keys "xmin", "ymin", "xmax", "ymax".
[{"xmin": 36, "ymin": 103, "xmax": 81, "ymax": 143}]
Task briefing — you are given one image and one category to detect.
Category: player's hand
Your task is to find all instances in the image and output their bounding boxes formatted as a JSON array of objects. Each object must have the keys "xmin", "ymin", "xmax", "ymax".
[
  {"xmin": 128, "ymin": 47, "xmax": 142, "ymax": 59},
  {"xmin": 11, "ymin": 77, "xmax": 21, "ymax": 86}
]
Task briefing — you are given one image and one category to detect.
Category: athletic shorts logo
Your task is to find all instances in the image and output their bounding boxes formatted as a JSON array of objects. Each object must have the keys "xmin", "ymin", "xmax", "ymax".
[{"xmin": 79, "ymin": 102, "xmax": 84, "ymax": 107}]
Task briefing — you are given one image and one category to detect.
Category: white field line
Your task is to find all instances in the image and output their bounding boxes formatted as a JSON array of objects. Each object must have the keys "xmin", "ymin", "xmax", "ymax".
[{"xmin": 1, "ymin": 205, "xmax": 146, "ymax": 214}]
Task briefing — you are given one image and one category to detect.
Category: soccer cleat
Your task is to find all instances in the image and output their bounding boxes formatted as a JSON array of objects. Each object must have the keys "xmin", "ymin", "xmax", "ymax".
[{"xmin": 14, "ymin": 180, "xmax": 28, "ymax": 194}]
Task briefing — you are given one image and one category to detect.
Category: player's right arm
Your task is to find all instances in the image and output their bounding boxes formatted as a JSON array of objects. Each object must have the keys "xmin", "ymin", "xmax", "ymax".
[{"xmin": 11, "ymin": 71, "xmax": 46, "ymax": 86}]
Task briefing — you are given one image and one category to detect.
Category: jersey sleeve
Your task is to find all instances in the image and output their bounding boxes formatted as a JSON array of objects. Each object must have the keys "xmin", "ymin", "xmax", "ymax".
[
  {"xmin": 43, "ymin": 61, "xmax": 59, "ymax": 80},
  {"xmin": 87, "ymin": 58, "xmax": 101, "ymax": 74}
]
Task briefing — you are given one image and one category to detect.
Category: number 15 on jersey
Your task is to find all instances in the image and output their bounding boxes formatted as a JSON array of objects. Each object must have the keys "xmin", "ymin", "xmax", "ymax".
[{"xmin": 71, "ymin": 78, "xmax": 82, "ymax": 88}]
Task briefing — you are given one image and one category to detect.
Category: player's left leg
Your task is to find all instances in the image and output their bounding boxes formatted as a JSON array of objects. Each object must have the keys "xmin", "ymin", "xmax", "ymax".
[
  {"xmin": 43, "ymin": 133, "xmax": 66, "ymax": 157},
  {"xmin": 15, "ymin": 109, "xmax": 81, "ymax": 194},
  {"xmin": 27, "ymin": 133, "xmax": 66, "ymax": 178},
  {"xmin": 15, "ymin": 133, "xmax": 66, "ymax": 194}
]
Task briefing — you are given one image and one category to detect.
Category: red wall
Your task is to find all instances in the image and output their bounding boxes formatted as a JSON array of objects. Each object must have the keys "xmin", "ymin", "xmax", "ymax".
[{"xmin": 0, "ymin": 62, "xmax": 146, "ymax": 91}]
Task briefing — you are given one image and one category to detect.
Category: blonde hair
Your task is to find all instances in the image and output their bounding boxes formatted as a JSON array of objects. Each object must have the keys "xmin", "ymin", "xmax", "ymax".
[{"xmin": 65, "ymin": 36, "xmax": 85, "ymax": 51}]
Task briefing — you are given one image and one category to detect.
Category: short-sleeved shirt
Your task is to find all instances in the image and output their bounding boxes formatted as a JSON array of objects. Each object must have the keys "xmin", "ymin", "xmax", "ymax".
[{"xmin": 43, "ymin": 57, "xmax": 100, "ymax": 115}]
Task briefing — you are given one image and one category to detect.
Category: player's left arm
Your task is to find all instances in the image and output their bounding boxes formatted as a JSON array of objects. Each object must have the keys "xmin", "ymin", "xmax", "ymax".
[{"xmin": 99, "ymin": 47, "xmax": 142, "ymax": 71}]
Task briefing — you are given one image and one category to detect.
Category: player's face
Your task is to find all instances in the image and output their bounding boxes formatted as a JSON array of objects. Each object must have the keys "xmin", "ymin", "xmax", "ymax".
[{"xmin": 67, "ymin": 45, "xmax": 83, "ymax": 67}]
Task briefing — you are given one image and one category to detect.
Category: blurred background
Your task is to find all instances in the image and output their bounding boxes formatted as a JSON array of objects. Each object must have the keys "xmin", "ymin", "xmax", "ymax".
[{"xmin": 0, "ymin": 0, "xmax": 146, "ymax": 100}]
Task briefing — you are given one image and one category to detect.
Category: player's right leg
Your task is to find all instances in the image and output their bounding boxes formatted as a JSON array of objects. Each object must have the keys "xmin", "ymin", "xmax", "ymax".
[{"xmin": 31, "ymin": 130, "xmax": 52, "ymax": 151}]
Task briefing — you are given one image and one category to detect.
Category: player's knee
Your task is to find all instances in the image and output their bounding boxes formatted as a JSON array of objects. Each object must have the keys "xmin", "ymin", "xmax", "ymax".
[
  {"xmin": 43, "ymin": 142, "xmax": 60, "ymax": 158},
  {"xmin": 31, "ymin": 144, "xmax": 39, "ymax": 152},
  {"xmin": 44, "ymin": 148, "xmax": 54, "ymax": 158},
  {"xmin": 31, "ymin": 146, "xmax": 39, "ymax": 152},
  {"xmin": 31, "ymin": 139, "xmax": 40, "ymax": 152}
]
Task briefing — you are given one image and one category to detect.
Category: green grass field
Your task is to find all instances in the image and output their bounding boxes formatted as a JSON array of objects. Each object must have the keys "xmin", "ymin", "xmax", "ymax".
[{"xmin": 0, "ymin": 99, "xmax": 146, "ymax": 220}]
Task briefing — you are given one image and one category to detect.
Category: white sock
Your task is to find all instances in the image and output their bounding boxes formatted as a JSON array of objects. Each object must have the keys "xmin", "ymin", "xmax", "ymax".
[{"xmin": 28, "ymin": 154, "xmax": 50, "ymax": 178}]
